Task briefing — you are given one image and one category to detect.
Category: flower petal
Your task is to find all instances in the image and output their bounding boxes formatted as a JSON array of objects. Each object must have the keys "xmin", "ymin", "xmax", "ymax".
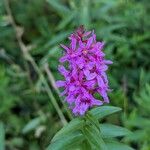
[
  {"xmin": 83, "ymin": 31, "xmax": 91, "ymax": 37},
  {"xmin": 79, "ymin": 40, "xmax": 84, "ymax": 48},
  {"xmin": 104, "ymin": 60, "xmax": 113, "ymax": 64},
  {"xmin": 56, "ymin": 81, "xmax": 66, "ymax": 87},
  {"xmin": 86, "ymin": 62, "xmax": 95, "ymax": 70},
  {"xmin": 97, "ymin": 76, "xmax": 105, "ymax": 87},
  {"xmin": 60, "ymin": 89, "xmax": 67, "ymax": 96},
  {"xmin": 71, "ymin": 38, "xmax": 76, "ymax": 50},
  {"xmin": 86, "ymin": 72, "xmax": 97, "ymax": 80},
  {"xmin": 60, "ymin": 44, "xmax": 70, "ymax": 53},
  {"xmin": 59, "ymin": 55, "xmax": 68, "ymax": 62},
  {"xmin": 79, "ymin": 103, "xmax": 89, "ymax": 115},
  {"xmin": 87, "ymin": 37, "xmax": 93, "ymax": 49},
  {"xmin": 69, "ymin": 85, "xmax": 76, "ymax": 92},
  {"xmin": 92, "ymin": 99, "xmax": 103, "ymax": 106},
  {"xmin": 66, "ymin": 94, "xmax": 74, "ymax": 104},
  {"xmin": 58, "ymin": 65, "xmax": 68, "ymax": 77},
  {"xmin": 83, "ymin": 69, "xmax": 90, "ymax": 77},
  {"xmin": 98, "ymin": 89, "xmax": 109, "ymax": 103}
]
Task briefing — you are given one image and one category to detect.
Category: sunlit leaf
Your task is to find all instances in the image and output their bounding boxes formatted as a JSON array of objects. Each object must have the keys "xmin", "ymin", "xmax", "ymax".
[
  {"xmin": 43, "ymin": 31, "xmax": 71, "ymax": 49},
  {"xmin": 46, "ymin": 0, "xmax": 70, "ymax": 16},
  {"xmin": 100, "ymin": 123, "xmax": 131, "ymax": 138},
  {"xmin": 47, "ymin": 131, "xmax": 84, "ymax": 150},
  {"xmin": 22, "ymin": 117, "xmax": 44, "ymax": 134},
  {"xmin": 106, "ymin": 141, "xmax": 134, "ymax": 150},
  {"xmin": 90, "ymin": 106, "xmax": 122, "ymax": 120},
  {"xmin": 57, "ymin": 12, "xmax": 76, "ymax": 30},
  {"xmin": 52, "ymin": 118, "xmax": 84, "ymax": 141},
  {"xmin": 83, "ymin": 124, "xmax": 107, "ymax": 150}
]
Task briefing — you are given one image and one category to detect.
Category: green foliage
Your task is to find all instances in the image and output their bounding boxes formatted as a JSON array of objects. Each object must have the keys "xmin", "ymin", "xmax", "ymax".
[
  {"xmin": 0, "ymin": 0, "xmax": 149, "ymax": 149},
  {"xmin": 22, "ymin": 115, "xmax": 46, "ymax": 134},
  {"xmin": 124, "ymin": 83, "xmax": 150, "ymax": 150},
  {"xmin": 106, "ymin": 141, "xmax": 133, "ymax": 150},
  {"xmin": 47, "ymin": 106, "xmax": 133, "ymax": 150},
  {"xmin": 52, "ymin": 118, "xmax": 84, "ymax": 142},
  {"xmin": 100, "ymin": 124, "xmax": 131, "ymax": 138},
  {"xmin": 47, "ymin": 131, "xmax": 84, "ymax": 150},
  {"xmin": 90, "ymin": 106, "xmax": 122, "ymax": 120},
  {"xmin": 0, "ymin": 122, "xmax": 5, "ymax": 150},
  {"xmin": 134, "ymin": 84, "xmax": 150, "ymax": 114},
  {"xmin": 0, "ymin": 66, "xmax": 19, "ymax": 115}
]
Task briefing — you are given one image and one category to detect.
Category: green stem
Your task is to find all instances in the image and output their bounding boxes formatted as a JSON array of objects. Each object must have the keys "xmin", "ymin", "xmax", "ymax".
[
  {"xmin": 28, "ymin": 56, "xmax": 68, "ymax": 125},
  {"xmin": 44, "ymin": 63, "xmax": 73, "ymax": 120},
  {"xmin": 82, "ymin": 113, "xmax": 107, "ymax": 150},
  {"xmin": 86, "ymin": 112, "xmax": 100, "ymax": 131}
]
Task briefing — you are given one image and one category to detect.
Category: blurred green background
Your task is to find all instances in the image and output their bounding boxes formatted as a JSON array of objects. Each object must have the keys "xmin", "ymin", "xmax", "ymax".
[{"xmin": 0, "ymin": 0, "xmax": 150, "ymax": 149}]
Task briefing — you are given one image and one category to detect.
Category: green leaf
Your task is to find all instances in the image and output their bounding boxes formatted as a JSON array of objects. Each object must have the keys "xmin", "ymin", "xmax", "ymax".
[
  {"xmin": 83, "ymin": 124, "xmax": 107, "ymax": 150},
  {"xmin": 47, "ymin": 131, "xmax": 84, "ymax": 150},
  {"xmin": 43, "ymin": 31, "xmax": 71, "ymax": 49},
  {"xmin": 79, "ymin": 0, "xmax": 90, "ymax": 28},
  {"xmin": 52, "ymin": 118, "xmax": 84, "ymax": 141},
  {"xmin": 86, "ymin": 113, "xmax": 100, "ymax": 130},
  {"xmin": 0, "ymin": 122, "xmax": 5, "ymax": 150},
  {"xmin": 106, "ymin": 141, "xmax": 134, "ymax": 150},
  {"xmin": 125, "ymin": 113, "xmax": 150, "ymax": 128},
  {"xmin": 57, "ymin": 12, "xmax": 76, "ymax": 30},
  {"xmin": 46, "ymin": 0, "xmax": 70, "ymax": 16},
  {"xmin": 125, "ymin": 130, "xmax": 147, "ymax": 142},
  {"xmin": 100, "ymin": 124, "xmax": 131, "ymax": 138},
  {"xmin": 90, "ymin": 106, "xmax": 122, "ymax": 120},
  {"xmin": 134, "ymin": 83, "xmax": 150, "ymax": 113},
  {"xmin": 22, "ymin": 117, "xmax": 43, "ymax": 134},
  {"xmin": 81, "ymin": 140, "xmax": 92, "ymax": 150}
]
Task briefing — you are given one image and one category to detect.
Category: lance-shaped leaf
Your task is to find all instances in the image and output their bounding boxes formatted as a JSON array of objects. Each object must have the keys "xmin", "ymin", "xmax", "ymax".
[
  {"xmin": 106, "ymin": 141, "xmax": 134, "ymax": 150},
  {"xmin": 22, "ymin": 116, "xmax": 45, "ymax": 134},
  {"xmin": 82, "ymin": 124, "xmax": 107, "ymax": 150},
  {"xmin": 52, "ymin": 118, "xmax": 84, "ymax": 141},
  {"xmin": 46, "ymin": 0, "xmax": 70, "ymax": 16},
  {"xmin": 100, "ymin": 123, "xmax": 132, "ymax": 138},
  {"xmin": 47, "ymin": 131, "xmax": 84, "ymax": 150},
  {"xmin": 90, "ymin": 106, "xmax": 122, "ymax": 120}
]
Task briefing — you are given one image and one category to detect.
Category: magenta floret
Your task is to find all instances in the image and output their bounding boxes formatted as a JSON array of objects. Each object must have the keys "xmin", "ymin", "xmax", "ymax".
[{"xmin": 56, "ymin": 26, "xmax": 113, "ymax": 115}]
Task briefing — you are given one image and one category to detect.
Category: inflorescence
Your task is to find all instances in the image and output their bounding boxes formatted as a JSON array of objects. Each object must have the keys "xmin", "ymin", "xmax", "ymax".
[{"xmin": 56, "ymin": 26, "xmax": 112, "ymax": 115}]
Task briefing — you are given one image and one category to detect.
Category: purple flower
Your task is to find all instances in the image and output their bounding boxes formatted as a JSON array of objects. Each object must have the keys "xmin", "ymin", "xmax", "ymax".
[{"xmin": 56, "ymin": 26, "xmax": 112, "ymax": 116}]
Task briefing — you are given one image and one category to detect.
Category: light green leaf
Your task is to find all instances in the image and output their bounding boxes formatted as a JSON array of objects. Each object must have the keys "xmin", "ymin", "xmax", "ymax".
[
  {"xmin": 90, "ymin": 106, "xmax": 122, "ymax": 120},
  {"xmin": 43, "ymin": 31, "xmax": 71, "ymax": 49},
  {"xmin": 79, "ymin": 0, "xmax": 90, "ymax": 28},
  {"xmin": 22, "ymin": 117, "xmax": 43, "ymax": 134},
  {"xmin": 47, "ymin": 131, "xmax": 84, "ymax": 150},
  {"xmin": 83, "ymin": 124, "xmax": 107, "ymax": 150},
  {"xmin": 100, "ymin": 124, "xmax": 131, "ymax": 138},
  {"xmin": 46, "ymin": 0, "xmax": 70, "ymax": 16},
  {"xmin": 52, "ymin": 118, "xmax": 84, "ymax": 141},
  {"xmin": 126, "ymin": 116, "xmax": 150, "ymax": 128},
  {"xmin": 81, "ymin": 140, "xmax": 92, "ymax": 150},
  {"xmin": 106, "ymin": 141, "xmax": 134, "ymax": 150},
  {"xmin": 57, "ymin": 12, "xmax": 76, "ymax": 30},
  {"xmin": 125, "ymin": 130, "xmax": 147, "ymax": 142},
  {"xmin": 0, "ymin": 122, "xmax": 5, "ymax": 150}
]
